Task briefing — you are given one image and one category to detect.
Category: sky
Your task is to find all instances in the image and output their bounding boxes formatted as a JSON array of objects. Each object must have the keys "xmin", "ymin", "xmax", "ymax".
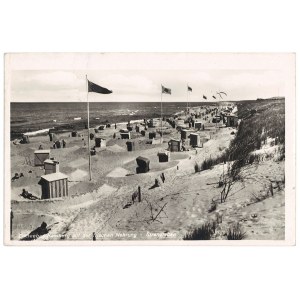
[{"xmin": 10, "ymin": 69, "xmax": 285, "ymax": 102}]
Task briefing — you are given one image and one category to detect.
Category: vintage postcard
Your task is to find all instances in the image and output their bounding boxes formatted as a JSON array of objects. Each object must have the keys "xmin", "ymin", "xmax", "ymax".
[{"xmin": 3, "ymin": 53, "xmax": 296, "ymax": 245}]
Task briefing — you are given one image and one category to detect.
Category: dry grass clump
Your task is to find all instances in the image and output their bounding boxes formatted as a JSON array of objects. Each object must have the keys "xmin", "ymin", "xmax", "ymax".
[
  {"xmin": 183, "ymin": 222, "xmax": 216, "ymax": 240},
  {"xmin": 227, "ymin": 223, "xmax": 246, "ymax": 240}
]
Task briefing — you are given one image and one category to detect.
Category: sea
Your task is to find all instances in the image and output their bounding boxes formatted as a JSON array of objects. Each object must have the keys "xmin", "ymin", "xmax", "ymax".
[{"xmin": 10, "ymin": 101, "xmax": 215, "ymax": 139}]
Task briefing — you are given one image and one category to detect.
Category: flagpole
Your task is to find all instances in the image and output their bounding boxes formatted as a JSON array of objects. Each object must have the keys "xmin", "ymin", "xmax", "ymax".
[
  {"xmin": 186, "ymin": 84, "xmax": 188, "ymax": 112},
  {"xmin": 86, "ymin": 75, "xmax": 92, "ymax": 181},
  {"xmin": 160, "ymin": 86, "xmax": 163, "ymax": 144}
]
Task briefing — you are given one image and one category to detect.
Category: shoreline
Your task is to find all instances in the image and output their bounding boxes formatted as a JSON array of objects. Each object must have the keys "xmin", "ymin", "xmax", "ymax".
[
  {"xmin": 10, "ymin": 113, "xmax": 177, "ymax": 140},
  {"xmin": 10, "ymin": 102, "xmax": 211, "ymax": 140}
]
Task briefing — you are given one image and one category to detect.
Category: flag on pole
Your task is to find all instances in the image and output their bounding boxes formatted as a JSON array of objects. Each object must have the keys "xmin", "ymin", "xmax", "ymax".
[
  {"xmin": 203, "ymin": 95, "xmax": 207, "ymax": 99},
  {"xmin": 162, "ymin": 85, "xmax": 171, "ymax": 95},
  {"xmin": 188, "ymin": 86, "xmax": 192, "ymax": 92},
  {"xmin": 212, "ymin": 95, "xmax": 216, "ymax": 99},
  {"xmin": 88, "ymin": 80, "xmax": 112, "ymax": 94}
]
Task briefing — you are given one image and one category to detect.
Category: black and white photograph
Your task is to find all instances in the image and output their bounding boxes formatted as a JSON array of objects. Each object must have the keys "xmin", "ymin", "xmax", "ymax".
[
  {"xmin": 1, "ymin": 1, "xmax": 299, "ymax": 299},
  {"xmin": 4, "ymin": 52, "xmax": 295, "ymax": 245}
]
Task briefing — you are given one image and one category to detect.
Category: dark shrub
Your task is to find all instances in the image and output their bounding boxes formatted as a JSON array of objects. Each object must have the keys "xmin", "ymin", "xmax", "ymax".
[
  {"xmin": 183, "ymin": 222, "xmax": 215, "ymax": 240},
  {"xmin": 227, "ymin": 223, "xmax": 246, "ymax": 240}
]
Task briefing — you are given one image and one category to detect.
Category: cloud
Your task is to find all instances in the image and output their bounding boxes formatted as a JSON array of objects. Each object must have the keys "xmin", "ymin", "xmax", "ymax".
[
  {"xmin": 101, "ymin": 74, "xmax": 158, "ymax": 94},
  {"xmin": 220, "ymin": 70, "xmax": 284, "ymax": 90},
  {"xmin": 12, "ymin": 71, "xmax": 84, "ymax": 92},
  {"xmin": 10, "ymin": 69, "xmax": 285, "ymax": 102}
]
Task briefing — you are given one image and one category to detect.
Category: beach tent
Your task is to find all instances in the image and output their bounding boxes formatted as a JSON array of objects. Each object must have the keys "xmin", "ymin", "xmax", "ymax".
[
  {"xmin": 212, "ymin": 115, "xmax": 221, "ymax": 123},
  {"xmin": 168, "ymin": 139, "xmax": 182, "ymax": 152},
  {"xmin": 34, "ymin": 150, "xmax": 50, "ymax": 166},
  {"xmin": 226, "ymin": 115, "xmax": 239, "ymax": 127},
  {"xmin": 38, "ymin": 172, "xmax": 68, "ymax": 199},
  {"xmin": 181, "ymin": 129, "xmax": 190, "ymax": 140},
  {"xmin": 194, "ymin": 122, "xmax": 202, "ymax": 130},
  {"xmin": 190, "ymin": 133, "xmax": 201, "ymax": 147},
  {"xmin": 136, "ymin": 156, "xmax": 150, "ymax": 173},
  {"xmin": 95, "ymin": 137, "xmax": 101, "ymax": 147},
  {"xmin": 127, "ymin": 126, "xmax": 133, "ymax": 132},
  {"xmin": 149, "ymin": 132, "xmax": 156, "ymax": 139},
  {"xmin": 44, "ymin": 159, "xmax": 59, "ymax": 175},
  {"xmin": 120, "ymin": 132, "xmax": 131, "ymax": 139},
  {"xmin": 71, "ymin": 131, "xmax": 77, "ymax": 137},
  {"xmin": 95, "ymin": 137, "xmax": 106, "ymax": 148},
  {"xmin": 126, "ymin": 140, "xmax": 135, "ymax": 151},
  {"xmin": 98, "ymin": 125, "xmax": 106, "ymax": 130},
  {"xmin": 157, "ymin": 151, "xmax": 170, "ymax": 162},
  {"xmin": 141, "ymin": 130, "xmax": 146, "ymax": 136}
]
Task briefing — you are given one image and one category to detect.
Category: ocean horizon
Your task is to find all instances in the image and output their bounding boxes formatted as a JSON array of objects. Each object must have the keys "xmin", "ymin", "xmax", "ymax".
[{"xmin": 10, "ymin": 101, "xmax": 218, "ymax": 138}]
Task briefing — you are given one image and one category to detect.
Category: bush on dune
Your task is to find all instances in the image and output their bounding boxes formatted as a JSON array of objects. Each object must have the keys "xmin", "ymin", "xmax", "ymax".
[
  {"xmin": 183, "ymin": 222, "xmax": 216, "ymax": 240},
  {"xmin": 227, "ymin": 223, "xmax": 246, "ymax": 240}
]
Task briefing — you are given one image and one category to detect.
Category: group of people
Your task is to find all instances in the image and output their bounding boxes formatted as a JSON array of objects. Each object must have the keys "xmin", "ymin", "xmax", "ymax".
[
  {"xmin": 52, "ymin": 139, "xmax": 66, "ymax": 149},
  {"xmin": 11, "ymin": 172, "xmax": 24, "ymax": 181}
]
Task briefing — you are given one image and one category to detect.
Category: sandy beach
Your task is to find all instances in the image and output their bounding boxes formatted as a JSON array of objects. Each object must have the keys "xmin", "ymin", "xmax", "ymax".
[{"xmin": 10, "ymin": 103, "xmax": 285, "ymax": 241}]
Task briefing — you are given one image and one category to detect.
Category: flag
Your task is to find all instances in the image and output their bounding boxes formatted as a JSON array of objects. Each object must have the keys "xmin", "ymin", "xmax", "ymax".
[
  {"xmin": 162, "ymin": 85, "xmax": 171, "ymax": 95},
  {"xmin": 88, "ymin": 80, "xmax": 112, "ymax": 94},
  {"xmin": 188, "ymin": 86, "xmax": 192, "ymax": 92},
  {"xmin": 213, "ymin": 95, "xmax": 216, "ymax": 99},
  {"xmin": 203, "ymin": 95, "xmax": 207, "ymax": 100}
]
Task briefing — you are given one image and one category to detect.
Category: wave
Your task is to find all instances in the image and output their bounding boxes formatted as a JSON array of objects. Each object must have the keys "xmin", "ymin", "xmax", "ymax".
[{"xmin": 23, "ymin": 128, "xmax": 54, "ymax": 136}]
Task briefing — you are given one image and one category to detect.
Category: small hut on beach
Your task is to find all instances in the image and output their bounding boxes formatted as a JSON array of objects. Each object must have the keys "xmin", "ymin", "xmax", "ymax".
[
  {"xmin": 181, "ymin": 129, "xmax": 190, "ymax": 140},
  {"xmin": 95, "ymin": 137, "xmax": 106, "ymax": 148},
  {"xmin": 126, "ymin": 140, "xmax": 135, "ymax": 151},
  {"xmin": 34, "ymin": 150, "xmax": 50, "ymax": 166},
  {"xmin": 194, "ymin": 122, "xmax": 202, "ymax": 130},
  {"xmin": 136, "ymin": 156, "xmax": 150, "ymax": 173},
  {"xmin": 44, "ymin": 159, "xmax": 59, "ymax": 175},
  {"xmin": 157, "ymin": 151, "xmax": 170, "ymax": 162},
  {"xmin": 226, "ymin": 115, "xmax": 239, "ymax": 127},
  {"xmin": 149, "ymin": 132, "xmax": 156, "ymax": 139},
  {"xmin": 120, "ymin": 132, "xmax": 131, "ymax": 139},
  {"xmin": 38, "ymin": 172, "xmax": 68, "ymax": 199},
  {"xmin": 189, "ymin": 133, "xmax": 201, "ymax": 147},
  {"xmin": 168, "ymin": 139, "xmax": 182, "ymax": 152}
]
